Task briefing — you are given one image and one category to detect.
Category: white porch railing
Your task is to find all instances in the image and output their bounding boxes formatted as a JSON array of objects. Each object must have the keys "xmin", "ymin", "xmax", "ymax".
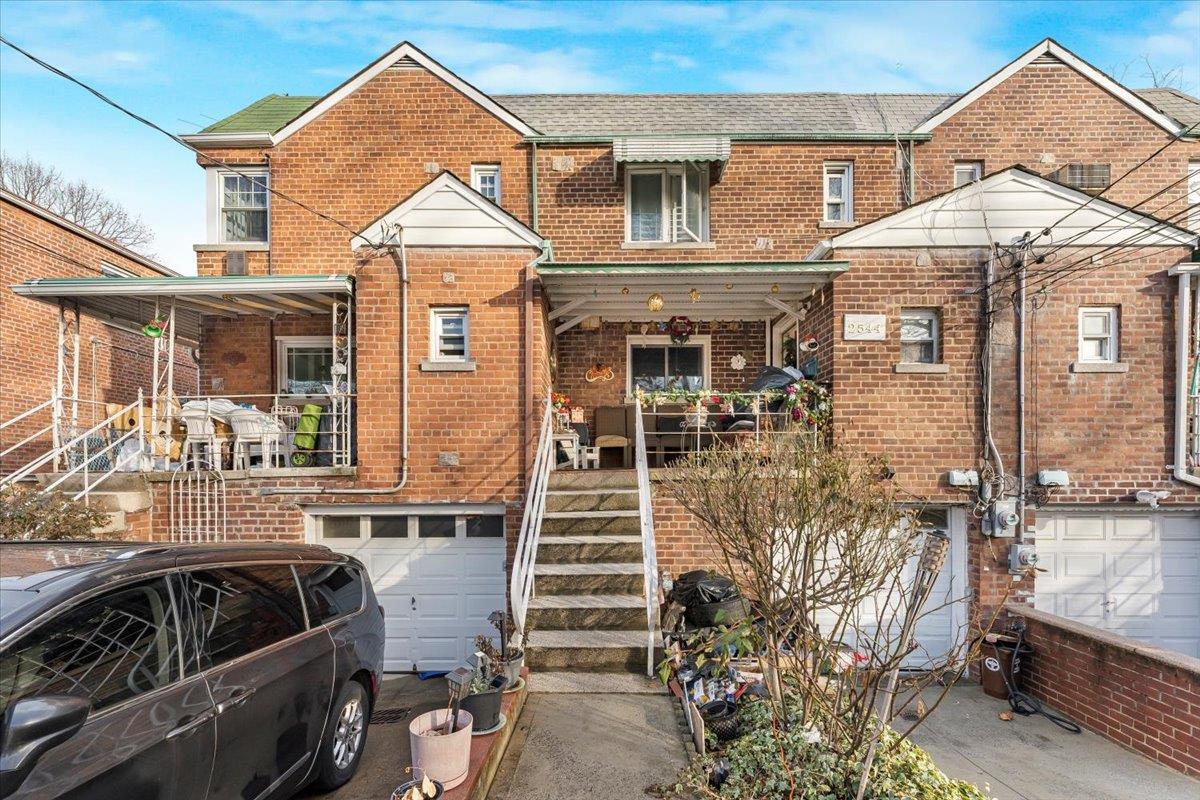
[
  {"xmin": 0, "ymin": 398, "xmax": 55, "ymax": 466},
  {"xmin": 632, "ymin": 401, "xmax": 661, "ymax": 677},
  {"xmin": 510, "ymin": 397, "xmax": 555, "ymax": 645}
]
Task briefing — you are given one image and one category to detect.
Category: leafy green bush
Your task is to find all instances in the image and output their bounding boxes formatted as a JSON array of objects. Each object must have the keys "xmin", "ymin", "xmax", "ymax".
[
  {"xmin": 657, "ymin": 698, "xmax": 991, "ymax": 800},
  {"xmin": 0, "ymin": 486, "xmax": 114, "ymax": 540}
]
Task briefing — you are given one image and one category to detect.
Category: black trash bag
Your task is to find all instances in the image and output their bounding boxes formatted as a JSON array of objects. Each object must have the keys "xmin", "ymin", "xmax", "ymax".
[
  {"xmin": 746, "ymin": 365, "xmax": 799, "ymax": 392},
  {"xmin": 694, "ymin": 574, "xmax": 739, "ymax": 604},
  {"xmin": 673, "ymin": 569, "xmax": 712, "ymax": 606}
]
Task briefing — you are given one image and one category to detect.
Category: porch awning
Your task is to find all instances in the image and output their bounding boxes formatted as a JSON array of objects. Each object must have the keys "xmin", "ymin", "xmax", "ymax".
[
  {"xmin": 537, "ymin": 261, "xmax": 848, "ymax": 332},
  {"xmin": 8, "ymin": 274, "xmax": 354, "ymax": 344},
  {"xmin": 612, "ymin": 136, "xmax": 732, "ymax": 164}
]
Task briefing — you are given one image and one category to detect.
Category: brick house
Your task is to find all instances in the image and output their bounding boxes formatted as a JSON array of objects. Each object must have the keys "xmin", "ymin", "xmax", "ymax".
[
  {"xmin": 6, "ymin": 36, "xmax": 1200, "ymax": 737},
  {"xmin": 1, "ymin": 190, "xmax": 197, "ymax": 484}
]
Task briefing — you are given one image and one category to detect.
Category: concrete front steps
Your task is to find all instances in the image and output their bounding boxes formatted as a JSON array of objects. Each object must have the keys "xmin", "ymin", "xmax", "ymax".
[
  {"xmin": 526, "ymin": 470, "xmax": 659, "ymax": 674},
  {"xmin": 34, "ymin": 473, "xmax": 151, "ymax": 536}
]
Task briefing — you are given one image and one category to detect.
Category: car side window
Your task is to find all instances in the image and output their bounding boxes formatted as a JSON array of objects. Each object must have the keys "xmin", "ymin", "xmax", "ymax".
[
  {"xmin": 295, "ymin": 563, "xmax": 363, "ymax": 625},
  {"xmin": 0, "ymin": 579, "xmax": 180, "ymax": 716},
  {"xmin": 176, "ymin": 566, "xmax": 306, "ymax": 671}
]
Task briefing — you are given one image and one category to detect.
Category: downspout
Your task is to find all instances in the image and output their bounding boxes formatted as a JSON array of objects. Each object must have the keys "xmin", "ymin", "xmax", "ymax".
[
  {"xmin": 263, "ymin": 226, "xmax": 409, "ymax": 496},
  {"xmin": 1014, "ymin": 236, "xmax": 1030, "ymax": 541},
  {"xmin": 1171, "ymin": 265, "xmax": 1200, "ymax": 487},
  {"xmin": 530, "ymin": 141, "xmax": 539, "ymax": 230}
]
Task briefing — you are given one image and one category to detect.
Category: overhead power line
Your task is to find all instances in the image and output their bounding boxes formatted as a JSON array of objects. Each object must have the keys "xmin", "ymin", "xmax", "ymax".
[{"xmin": 0, "ymin": 35, "xmax": 380, "ymax": 248}]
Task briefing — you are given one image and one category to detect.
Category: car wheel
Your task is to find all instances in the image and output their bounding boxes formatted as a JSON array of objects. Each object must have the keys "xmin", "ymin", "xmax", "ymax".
[{"xmin": 314, "ymin": 680, "xmax": 369, "ymax": 791}]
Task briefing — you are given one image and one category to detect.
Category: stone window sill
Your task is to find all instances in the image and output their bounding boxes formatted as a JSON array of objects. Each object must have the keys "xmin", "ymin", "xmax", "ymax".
[
  {"xmin": 621, "ymin": 241, "xmax": 716, "ymax": 250},
  {"xmin": 420, "ymin": 359, "xmax": 477, "ymax": 372},
  {"xmin": 193, "ymin": 242, "xmax": 270, "ymax": 252},
  {"xmin": 893, "ymin": 362, "xmax": 950, "ymax": 374},
  {"xmin": 818, "ymin": 221, "xmax": 857, "ymax": 230},
  {"xmin": 1070, "ymin": 361, "xmax": 1129, "ymax": 374}
]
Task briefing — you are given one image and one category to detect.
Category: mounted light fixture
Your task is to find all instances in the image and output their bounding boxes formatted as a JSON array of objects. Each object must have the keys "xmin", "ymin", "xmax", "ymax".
[
  {"xmin": 689, "ymin": 288, "xmax": 700, "ymax": 303},
  {"xmin": 770, "ymin": 283, "xmax": 780, "ymax": 294},
  {"xmin": 621, "ymin": 286, "xmax": 630, "ymax": 295},
  {"xmin": 647, "ymin": 292, "xmax": 665, "ymax": 312}
]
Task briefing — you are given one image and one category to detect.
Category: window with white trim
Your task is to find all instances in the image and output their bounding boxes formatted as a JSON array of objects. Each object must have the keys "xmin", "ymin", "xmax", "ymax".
[
  {"xmin": 1078, "ymin": 307, "xmax": 1118, "ymax": 363},
  {"xmin": 430, "ymin": 307, "xmax": 469, "ymax": 361},
  {"xmin": 900, "ymin": 308, "xmax": 939, "ymax": 364},
  {"xmin": 471, "ymin": 164, "xmax": 501, "ymax": 204},
  {"xmin": 276, "ymin": 336, "xmax": 334, "ymax": 394},
  {"xmin": 953, "ymin": 161, "xmax": 983, "ymax": 188},
  {"xmin": 624, "ymin": 164, "xmax": 708, "ymax": 243},
  {"xmin": 219, "ymin": 169, "xmax": 269, "ymax": 243},
  {"xmin": 627, "ymin": 335, "xmax": 710, "ymax": 393},
  {"xmin": 823, "ymin": 162, "xmax": 853, "ymax": 222}
]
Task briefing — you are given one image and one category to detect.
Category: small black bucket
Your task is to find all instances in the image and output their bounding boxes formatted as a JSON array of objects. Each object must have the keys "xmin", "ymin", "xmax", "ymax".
[{"xmin": 699, "ymin": 700, "xmax": 740, "ymax": 741}]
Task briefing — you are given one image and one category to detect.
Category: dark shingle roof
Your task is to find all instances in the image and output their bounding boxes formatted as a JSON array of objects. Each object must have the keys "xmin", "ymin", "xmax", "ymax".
[
  {"xmin": 200, "ymin": 94, "xmax": 319, "ymax": 134},
  {"xmin": 197, "ymin": 87, "xmax": 1199, "ymax": 138}
]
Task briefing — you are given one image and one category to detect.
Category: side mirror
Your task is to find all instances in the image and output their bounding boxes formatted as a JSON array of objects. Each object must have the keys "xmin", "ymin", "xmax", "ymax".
[{"xmin": 0, "ymin": 695, "xmax": 90, "ymax": 798}]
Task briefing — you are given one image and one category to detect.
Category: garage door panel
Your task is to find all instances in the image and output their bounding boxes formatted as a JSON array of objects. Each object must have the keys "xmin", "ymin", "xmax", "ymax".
[
  {"xmin": 1109, "ymin": 553, "xmax": 1154, "ymax": 578},
  {"xmin": 1111, "ymin": 517, "xmax": 1154, "ymax": 540},
  {"xmin": 370, "ymin": 554, "xmax": 414, "ymax": 586},
  {"xmin": 419, "ymin": 552, "xmax": 462, "ymax": 579},
  {"xmin": 1162, "ymin": 553, "xmax": 1198, "ymax": 578},
  {"xmin": 1060, "ymin": 553, "xmax": 1104, "ymax": 579},
  {"xmin": 1159, "ymin": 592, "xmax": 1200, "ymax": 618},
  {"xmin": 1161, "ymin": 516, "xmax": 1200, "ymax": 539},
  {"xmin": 416, "ymin": 593, "xmax": 461, "ymax": 620},
  {"xmin": 464, "ymin": 552, "xmax": 504, "ymax": 577},
  {"xmin": 466, "ymin": 593, "xmax": 505, "ymax": 618},
  {"xmin": 1061, "ymin": 592, "xmax": 1106, "ymax": 621},
  {"xmin": 1063, "ymin": 517, "xmax": 1106, "ymax": 540}
]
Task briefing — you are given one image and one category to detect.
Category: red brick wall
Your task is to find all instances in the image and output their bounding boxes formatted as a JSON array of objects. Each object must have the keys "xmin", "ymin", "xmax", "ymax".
[
  {"xmin": 536, "ymin": 143, "xmax": 901, "ymax": 262},
  {"xmin": 1009, "ymin": 605, "xmax": 1200, "ymax": 778},
  {"xmin": 1, "ymin": 198, "xmax": 196, "ymax": 473},
  {"xmin": 912, "ymin": 60, "xmax": 1200, "ymax": 214}
]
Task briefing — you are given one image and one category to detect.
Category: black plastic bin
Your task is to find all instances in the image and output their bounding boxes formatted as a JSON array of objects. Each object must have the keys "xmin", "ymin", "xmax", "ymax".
[{"xmin": 981, "ymin": 640, "xmax": 1033, "ymax": 699}]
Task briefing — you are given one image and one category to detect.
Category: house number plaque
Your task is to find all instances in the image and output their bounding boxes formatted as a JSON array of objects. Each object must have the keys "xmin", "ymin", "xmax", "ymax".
[{"xmin": 843, "ymin": 314, "xmax": 886, "ymax": 341}]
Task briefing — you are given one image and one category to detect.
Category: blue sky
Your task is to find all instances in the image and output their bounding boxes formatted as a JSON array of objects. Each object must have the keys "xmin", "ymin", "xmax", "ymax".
[{"xmin": 2, "ymin": 0, "xmax": 1197, "ymax": 273}]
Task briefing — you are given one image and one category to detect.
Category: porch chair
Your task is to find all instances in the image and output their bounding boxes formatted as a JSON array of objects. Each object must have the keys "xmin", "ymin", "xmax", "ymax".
[
  {"xmin": 594, "ymin": 405, "xmax": 632, "ymax": 468},
  {"xmin": 570, "ymin": 422, "xmax": 600, "ymax": 469},
  {"xmin": 178, "ymin": 406, "xmax": 223, "ymax": 470},
  {"xmin": 229, "ymin": 408, "xmax": 284, "ymax": 470}
]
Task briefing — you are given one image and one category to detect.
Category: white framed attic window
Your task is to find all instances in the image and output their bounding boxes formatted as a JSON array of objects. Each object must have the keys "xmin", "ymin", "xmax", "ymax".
[
  {"xmin": 276, "ymin": 336, "xmax": 334, "ymax": 394},
  {"xmin": 217, "ymin": 168, "xmax": 269, "ymax": 243},
  {"xmin": 1078, "ymin": 307, "xmax": 1118, "ymax": 363},
  {"xmin": 823, "ymin": 162, "xmax": 853, "ymax": 222},
  {"xmin": 953, "ymin": 161, "xmax": 983, "ymax": 188},
  {"xmin": 624, "ymin": 164, "xmax": 709, "ymax": 244},
  {"xmin": 471, "ymin": 164, "xmax": 501, "ymax": 204},
  {"xmin": 430, "ymin": 307, "xmax": 470, "ymax": 362},
  {"xmin": 900, "ymin": 308, "xmax": 940, "ymax": 364}
]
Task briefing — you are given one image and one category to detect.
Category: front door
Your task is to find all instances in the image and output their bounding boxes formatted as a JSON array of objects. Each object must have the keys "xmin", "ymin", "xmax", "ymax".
[
  {"xmin": 175, "ymin": 565, "xmax": 333, "ymax": 800},
  {"xmin": 0, "ymin": 577, "xmax": 214, "ymax": 800}
]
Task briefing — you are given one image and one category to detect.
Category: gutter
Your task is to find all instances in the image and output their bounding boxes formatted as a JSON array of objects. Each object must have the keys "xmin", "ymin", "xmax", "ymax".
[
  {"xmin": 523, "ymin": 132, "xmax": 934, "ymax": 145},
  {"xmin": 806, "ymin": 240, "xmax": 833, "ymax": 261},
  {"xmin": 1170, "ymin": 262, "xmax": 1200, "ymax": 488},
  {"xmin": 180, "ymin": 131, "xmax": 274, "ymax": 147}
]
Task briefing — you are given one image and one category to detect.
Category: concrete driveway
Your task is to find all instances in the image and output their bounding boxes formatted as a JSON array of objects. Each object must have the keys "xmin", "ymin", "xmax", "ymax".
[
  {"xmin": 298, "ymin": 674, "xmax": 447, "ymax": 800},
  {"xmin": 912, "ymin": 687, "xmax": 1200, "ymax": 800}
]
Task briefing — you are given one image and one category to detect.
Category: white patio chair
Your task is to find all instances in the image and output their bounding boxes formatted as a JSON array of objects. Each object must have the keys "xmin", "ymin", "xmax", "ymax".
[
  {"xmin": 229, "ymin": 408, "xmax": 284, "ymax": 470},
  {"xmin": 178, "ymin": 406, "xmax": 221, "ymax": 470}
]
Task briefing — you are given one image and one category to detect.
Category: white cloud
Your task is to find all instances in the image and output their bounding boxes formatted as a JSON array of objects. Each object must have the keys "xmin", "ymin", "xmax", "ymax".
[
  {"xmin": 651, "ymin": 52, "xmax": 697, "ymax": 70},
  {"xmin": 1107, "ymin": 1, "xmax": 1200, "ymax": 91}
]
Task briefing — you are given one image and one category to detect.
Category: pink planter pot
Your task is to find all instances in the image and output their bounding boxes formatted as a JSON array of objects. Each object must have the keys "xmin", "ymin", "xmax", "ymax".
[{"xmin": 409, "ymin": 708, "xmax": 473, "ymax": 790}]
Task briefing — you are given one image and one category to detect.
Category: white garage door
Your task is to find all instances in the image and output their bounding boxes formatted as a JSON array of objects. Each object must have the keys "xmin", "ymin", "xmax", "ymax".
[
  {"xmin": 1034, "ymin": 510, "xmax": 1200, "ymax": 658},
  {"xmin": 311, "ymin": 511, "xmax": 507, "ymax": 672}
]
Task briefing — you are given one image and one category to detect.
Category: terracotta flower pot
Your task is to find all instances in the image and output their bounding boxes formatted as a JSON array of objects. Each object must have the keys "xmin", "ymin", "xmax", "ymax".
[{"xmin": 409, "ymin": 708, "xmax": 473, "ymax": 789}]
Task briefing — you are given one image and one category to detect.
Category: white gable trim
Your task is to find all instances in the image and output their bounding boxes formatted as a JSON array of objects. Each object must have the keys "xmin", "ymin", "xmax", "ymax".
[
  {"xmin": 274, "ymin": 41, "xmax": 538, "ymax": 145},
  {"xmin": 351, "ymin": 172, "xmax": 544, "ymax": 250},
  {"xmin": 827, "ymin": 167, "xmax": 1197, "ymax": 251},
  {"xmin": 913, "ymin": 39, "xmax": 1184, "ymax": 136}
]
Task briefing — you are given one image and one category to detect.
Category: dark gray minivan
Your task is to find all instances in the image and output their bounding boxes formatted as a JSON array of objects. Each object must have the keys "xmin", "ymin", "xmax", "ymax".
[{"xmin": 0, "ymin": 542, "xmax": 385, "ymax": 800}]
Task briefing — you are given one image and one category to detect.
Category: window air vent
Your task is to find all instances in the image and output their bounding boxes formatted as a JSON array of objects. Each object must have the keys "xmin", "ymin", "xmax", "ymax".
[
  {"xmin": 388, "ymin": 55, "xmax": 421, "ymax": 70},
  {"xmin": 224, "ymin": 251, "xmax": 247, "ymax": 276},
  {"xmin": 1052, "ymin": 163, "xmax": 1111, "ymax": 194},
  {"xmin": 1030, "ymin": 53, "xmax": 1064, "ymax": 66}
]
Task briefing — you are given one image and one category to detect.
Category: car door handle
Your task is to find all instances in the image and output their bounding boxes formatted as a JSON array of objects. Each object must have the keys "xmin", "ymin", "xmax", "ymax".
[
  {"xmin": 165, "ymin": 709, "xmax": 216, "ymax": 739},
  {"xmin": 216, "ymin": 687, "xmax": 256, "ymax": 715}
]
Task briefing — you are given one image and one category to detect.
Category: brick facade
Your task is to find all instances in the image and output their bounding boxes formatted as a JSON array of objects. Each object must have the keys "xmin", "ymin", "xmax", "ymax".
[{"xmin": 1, "ymin": 196, "xmax": 196, "ymax": 473}]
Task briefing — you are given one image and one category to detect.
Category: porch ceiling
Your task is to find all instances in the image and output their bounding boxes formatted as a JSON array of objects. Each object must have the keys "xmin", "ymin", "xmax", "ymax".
[
  {"xmin": 537, "ymin": 261, "xmax": 847, "ymax": 330},
  {"xmin": 8, "ymin": 274, "xmax": 354, "ymax": 344}
]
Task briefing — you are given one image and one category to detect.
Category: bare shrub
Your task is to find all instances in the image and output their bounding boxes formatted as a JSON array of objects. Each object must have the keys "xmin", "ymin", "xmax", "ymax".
[{"xmin": 0, "ymin": 486, "xmax": 114, "ymax": 540}]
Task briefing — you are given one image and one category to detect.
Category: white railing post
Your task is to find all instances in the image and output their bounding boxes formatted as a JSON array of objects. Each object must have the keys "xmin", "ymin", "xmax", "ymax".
[
  {"xmin": 510, "ymin": 397, "xmax": 555, "ymax": 645},
  {"xmin": 633, "ymin": 401, "xmax": 660, "ymax": 677}
]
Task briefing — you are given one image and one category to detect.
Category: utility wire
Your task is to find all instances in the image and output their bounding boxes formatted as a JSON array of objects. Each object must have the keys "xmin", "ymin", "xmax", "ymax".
[{"xmin": 0, "ymin": 35, "xmax": 381, "ymax": 248}]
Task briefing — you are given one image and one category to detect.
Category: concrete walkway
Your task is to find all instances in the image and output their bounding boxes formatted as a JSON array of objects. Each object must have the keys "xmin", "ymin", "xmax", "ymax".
[
  {"xmin": 487, "ymin": 692, "xmax": 690, "ymax": 800},
  {"xmin": 912, "ymin": 687, "xmax": 1200, "ymax": 800}
]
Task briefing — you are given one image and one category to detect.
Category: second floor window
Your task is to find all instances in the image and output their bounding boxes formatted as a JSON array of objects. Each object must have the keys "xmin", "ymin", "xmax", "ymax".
[
  {"xmin": 221, "ymin": 170, "xmax": 269, "ymax": 243},
  {"xmin": 431, "ymin": 307, "xmax": 469, "ymax": 361},
  {"xmin": 625, "ymin": 164, "xmax": 708, "ymax": 244},
  {"xmin": 277, "ymin": 336, "xmax": 334, "ymax": 394},
  {"xmin": 1078, "ymin": 307, "xmax": 1118, "ymax": 363},
  {"xmin": 954, "ymin": 161, "xmax": 983, "ymax": 188},
  {"xmin": 900, "ymin": 308, "xmax": 940, "ymax": 364},
  {"xmin": 471, "ymin": 164, "xmax": 501, "ymax": 204},
  {"xmin": 823, "ymin": 162, "xmax": 853, "ymax": 222}
]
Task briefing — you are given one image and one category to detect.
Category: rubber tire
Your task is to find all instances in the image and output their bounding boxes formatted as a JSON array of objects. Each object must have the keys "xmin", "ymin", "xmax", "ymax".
[{"xmin": 313, "ymin": 680, "xmax": 370, "ymax": 792}]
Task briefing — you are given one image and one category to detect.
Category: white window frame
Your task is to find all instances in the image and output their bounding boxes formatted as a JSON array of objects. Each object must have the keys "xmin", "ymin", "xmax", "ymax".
[
  {"xmin": 623, "ymin": 164, "xmax": 709, "ymax": 244},
  {"xmin": 100, "ymin": 261, "xmax": 135, "ymax": 278},
  {"xmin": 953, "ymin": 161, "xmax": 983, "ymax": 188},
  {"xmin": 1189, "ymin": 161, "xmax": 1199, "ymax": 232},
  {"xmin": 1078, "ymin": 306, "xmax": 1118, "ymax": 364},
  {"xmin": 823, "ymin": 161, "xmax": 854, "ymax": 223},
  {"xmin": 275, "ymin": 335, "xmax": 335, "ymax": 394},
  {"xmin": 625, "ymin": 334, "xmax": 711, "ymax": 395},
  {"xmin": 470, "ymin": 164, "xmax": 501, "ymax": 204},
  {"xmin": 206, "ymin": 167, "xmax": 270, "ymax": 245},
  {"xmin": 899, "ymin": 308, "xmax": 940, "ymax": 364},
  {"xmin": 429, "ymin": 307, "xmax": 470, "ymax": 363}
]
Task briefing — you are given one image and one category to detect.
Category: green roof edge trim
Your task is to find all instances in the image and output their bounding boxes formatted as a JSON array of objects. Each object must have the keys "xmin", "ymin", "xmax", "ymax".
[
  {"xmin": 537, "ymin": 261, "xmax": 848, "ymax": 274},
  {"xmin": 19, "ymin": 274, "xmax": 353, "ymax": 286},
  {"xmin": 525, "ymin": 132, "xmax": 933, "ymax": 144}
]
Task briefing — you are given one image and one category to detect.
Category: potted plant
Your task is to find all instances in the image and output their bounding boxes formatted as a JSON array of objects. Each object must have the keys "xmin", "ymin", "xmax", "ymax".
[
  {"xmin": 459, "ymin": 663, "xmax": 507, "ymax": 733},
  {"xmin": 481, "ymin": 611, "xmax": 524, "ymax": 688},
  {"xmin": 392, "ymin": 773, "xmax": 443, "ymax": 800},
  {"xmin": 408, "ymin": 667, "xmax": 474, "ymax": 789}
]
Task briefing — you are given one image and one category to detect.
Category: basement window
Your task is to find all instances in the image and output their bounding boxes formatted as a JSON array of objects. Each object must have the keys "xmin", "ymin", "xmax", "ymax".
[
  {"xmin": 1078, "ymin": 307, "xmax": 1118, "ymax": 363},
  {"xmin": 823, "ymin": 162, "xmax": 854, "ymax": 222},
  {"xmin": 625, "ymin": 164, "xmax": 709, "ymax": 244},
  {"xmin": 900, "ymin": 309, "xmax": 940, "ymax": 364}
]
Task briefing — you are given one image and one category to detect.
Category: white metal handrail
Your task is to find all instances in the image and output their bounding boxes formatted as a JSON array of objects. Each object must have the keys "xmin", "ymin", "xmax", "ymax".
[
  {"xmin": 510, "ymin": 397, "xmax": 555, "ymax": 645},
  {"xmin": 632, "ymin": 401, "xmax": 660, "ymax": 677}
]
